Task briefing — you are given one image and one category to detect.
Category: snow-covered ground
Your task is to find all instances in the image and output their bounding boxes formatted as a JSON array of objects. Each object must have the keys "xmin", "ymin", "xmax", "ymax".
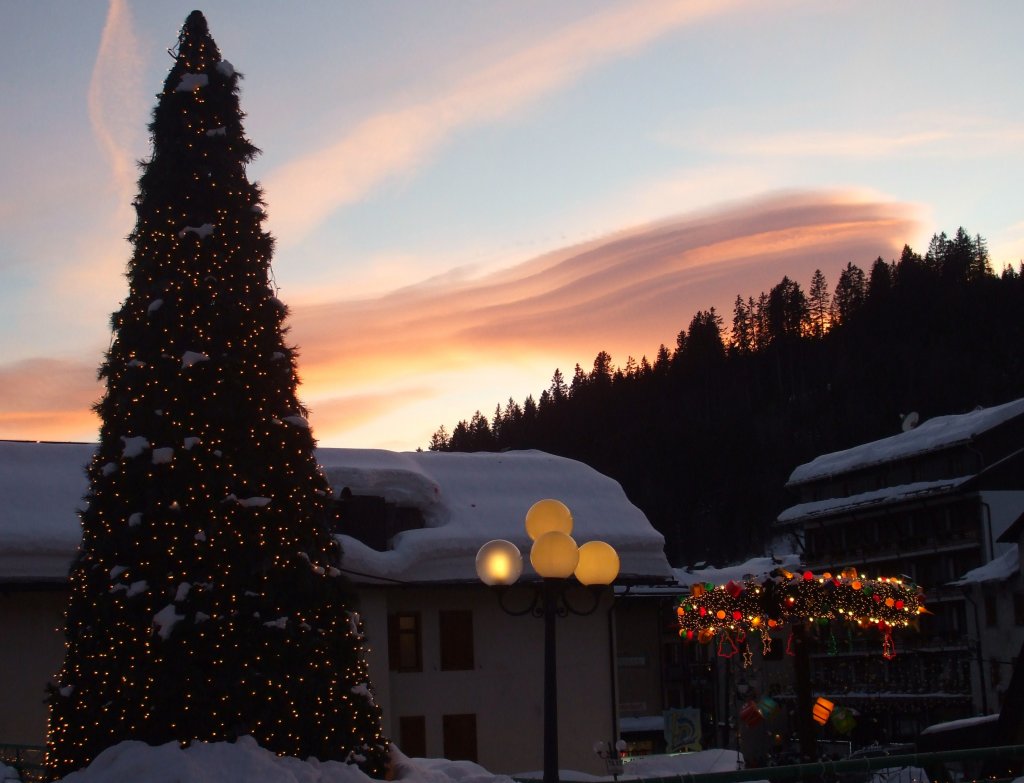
[{"xmin": 38, "ymin": 738, "xmax": 747, "ymax": 783}]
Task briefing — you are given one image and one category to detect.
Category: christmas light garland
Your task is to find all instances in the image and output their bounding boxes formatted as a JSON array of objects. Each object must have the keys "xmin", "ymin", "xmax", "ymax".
[{"xmin": 677, "ymin": 567, "xmax": 925, "ymax": 655}]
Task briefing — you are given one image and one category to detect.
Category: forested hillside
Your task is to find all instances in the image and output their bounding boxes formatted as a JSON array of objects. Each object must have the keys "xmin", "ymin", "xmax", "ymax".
[{"xmin": 429, "ymin": 229, "xmax": 1024, "ymax": 566}]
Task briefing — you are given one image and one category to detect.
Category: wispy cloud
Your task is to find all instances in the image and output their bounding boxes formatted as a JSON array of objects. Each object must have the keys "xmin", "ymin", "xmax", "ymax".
[
  {"xmin": 88, "ymin": 0, "xmax": 145, "ymax": 200},
  {"xmin": 0, "ymin": 358, "xmax": 100, "ymax": 442},
  {"xmin": 263, "ymin": 0, "xmax": 745, "ymax": 243},
  {"xmin": 669, "ymin": 120, "xmax": 1024, "ymax": 160},
  {"xmin": 288, "ymin": 191, "xmax": 920, "ymax": 444},
  {"xmin": 0, "ymin": 192, "xmax": 920, "ymax": 449}
]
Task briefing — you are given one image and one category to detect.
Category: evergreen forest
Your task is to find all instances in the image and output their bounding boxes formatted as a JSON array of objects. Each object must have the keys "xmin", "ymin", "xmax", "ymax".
[{"xmin": 429, "ymin": 229, "xmax": 1024, "ymax": 566}]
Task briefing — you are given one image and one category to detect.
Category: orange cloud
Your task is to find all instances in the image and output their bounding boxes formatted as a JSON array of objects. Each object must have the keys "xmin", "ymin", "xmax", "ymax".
[
  {"xmin": 0, "ymin": 358, "xmax": 101, "ymax": 442},
  {"xmin": 290, "ymin": 191, "xmax": 920, "ymax": 390},
  {"xmin": 305, "ymin": 387, "xmax": 439, "ymax": 443},
  {"xmin": 0, "ymin": 192, "xmax": 920, "ymax": 449}
]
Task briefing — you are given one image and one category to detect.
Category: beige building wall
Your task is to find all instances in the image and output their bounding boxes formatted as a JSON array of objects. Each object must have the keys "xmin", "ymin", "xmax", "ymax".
[
  {"xmin": 363, "ymin": 584, "xmax": 615, "ymax": 777},
  {"xmin": 614, "ymin": 598, "xmax": 663, "ymax": 719},
  {"xmin": 0, "ymin": 588, "xmax": 66, "ymax": 745},
  {"xmin": 2, "ymin": 582, "xmax": 618, "ymax": 777}
]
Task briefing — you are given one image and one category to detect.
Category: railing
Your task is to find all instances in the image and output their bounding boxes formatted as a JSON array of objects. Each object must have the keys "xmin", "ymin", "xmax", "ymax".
[
  {"xmin": 0, "ymin": 744, "xmax": 46, "ymax": 782},
  {"xmin": 515, "ymin": 745, "xmax": 1024, "ymax": 783}
]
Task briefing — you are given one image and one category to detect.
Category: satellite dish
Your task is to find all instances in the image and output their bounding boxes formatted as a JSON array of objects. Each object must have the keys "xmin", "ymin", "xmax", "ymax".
[{"xmin": 901, "ymin": 411, "xmax": 920, "ymax": 432}]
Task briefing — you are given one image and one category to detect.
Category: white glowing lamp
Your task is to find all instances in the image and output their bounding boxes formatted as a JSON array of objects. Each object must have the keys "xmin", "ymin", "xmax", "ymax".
[
  {"xmin": 574, "ymin": 540, "xmax": 620, "ymax": 586},
  {"xmin": 475, "ymin": 539, "xmax": 523, "ymax": 586},
  {"xmin": 525, "ymin": 498, "xmax": 573, "ymax": 541},
  {"xmin": 530, "ymin": 531, "xmax": 579, "ymax": 579}
]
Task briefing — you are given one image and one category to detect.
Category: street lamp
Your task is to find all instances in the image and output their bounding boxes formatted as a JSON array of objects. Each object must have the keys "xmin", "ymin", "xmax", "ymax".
[{"xmin": 476, "ymin": 499, "xmax": 620, "ymax": 783}]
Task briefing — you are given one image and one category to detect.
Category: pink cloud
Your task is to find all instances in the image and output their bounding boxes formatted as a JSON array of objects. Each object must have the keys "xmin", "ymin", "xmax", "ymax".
[
  {"xmin": 290, "ymin": 191, "xmax": 920, "ymax": 393},
  {"xmin": 0, "ymin": 192, "xmax": 920, "ymax": 447}
]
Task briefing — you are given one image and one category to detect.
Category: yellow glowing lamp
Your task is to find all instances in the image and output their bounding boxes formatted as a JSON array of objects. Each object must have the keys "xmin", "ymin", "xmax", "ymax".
[
  {"xmin": 575, "ymin": 540, "xmax": 620, "ymax": 586},
  {"xmin": 530, "ymin": 531, "xmax": 579, "ymax": 578},
  {"xmin": 475, "ymin": 539, "xmax": 523, "ymax": 586},
  {"xmin": 525, "ymin": 499, "xmax": 573, "ymax": 541}
]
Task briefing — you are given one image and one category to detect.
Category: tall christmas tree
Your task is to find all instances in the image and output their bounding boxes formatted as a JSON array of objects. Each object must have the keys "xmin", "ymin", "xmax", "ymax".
[{"xmin": 46, "ymin": 11, "xmax": 388, "ymax": 778}]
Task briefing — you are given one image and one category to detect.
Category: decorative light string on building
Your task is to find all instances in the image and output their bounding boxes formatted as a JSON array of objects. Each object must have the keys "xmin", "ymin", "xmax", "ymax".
[{"xmin": 676, "ymin": 567, "xmax": 926, "ymax": 657}]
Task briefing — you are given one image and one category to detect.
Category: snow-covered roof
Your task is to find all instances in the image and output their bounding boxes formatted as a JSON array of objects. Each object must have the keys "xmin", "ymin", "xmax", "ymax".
[
  {"xmin": 617, "ymin": 553, "xmax": 803, "ymax": 598},
  {"xmin": 920, "ymin": 713, "xmax": 999, "ymax": 735},
  {"xmin": 674, "ymin": 554, "xmax": 802, "ymax": 587},
  {"xmin": 0, "ymin": 441, "xmax": 94, "ymax": 583},
  {"xmin": 777, "ymin": 477, "xmax": 971, "ymax": 526},
  {"xmin": 319, "ymin": 448, "xmax": 672, "ymax": 584},
  {"xmin": 948, "ymin": 546, "xmax": 1019, "ymax": 586},
  {"xmin": 0, "ymin": 443, "xmax": 672, "ymax": 585},
  {"xmin": 787, "ymin": 398, "xmax": 1024, "ymax": 487}
]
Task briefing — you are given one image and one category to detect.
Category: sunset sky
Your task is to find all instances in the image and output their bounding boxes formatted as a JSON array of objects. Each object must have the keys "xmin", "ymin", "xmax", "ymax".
[{"xmin": 2, "ymin": 1, "xmax": 1022, "ymax": 451}]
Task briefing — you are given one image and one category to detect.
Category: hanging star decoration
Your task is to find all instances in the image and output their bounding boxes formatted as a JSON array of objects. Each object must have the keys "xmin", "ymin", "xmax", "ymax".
[
  {"xmin": 676, "ymin": 567, "xmax": 925, "ymax": 657},
  {"xmin": 743, "ymin": 646, "xmax": 754, "ymax": 668}
]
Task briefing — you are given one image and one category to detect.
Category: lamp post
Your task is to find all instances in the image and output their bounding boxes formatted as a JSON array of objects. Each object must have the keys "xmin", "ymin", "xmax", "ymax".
[{"xmin": 476, "ymin": 499, "xmax": 620, "ymax": 783}]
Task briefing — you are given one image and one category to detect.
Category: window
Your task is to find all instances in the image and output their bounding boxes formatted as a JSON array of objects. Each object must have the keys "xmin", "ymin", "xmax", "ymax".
[
  {"xmin": 984, "ymin": 594, "xmax": 998, "ymax": 627},
  {"xmin": 990, "ymin": 659, "xmax": 1002, "ymax": 690},
  {"xmin": 439, "ymin": 610, "xmax": 475, "ymax": 671},
  {"xmin": 388, "ymin": 612, "xmax": 422, "ymax": 672},
  {"xmin": 398, "ymin": 716, "xmax": 426, "ymax": 758},
  {"xmin": 443, "ymin": 714, "xmax": 478, "ymax": 762}
]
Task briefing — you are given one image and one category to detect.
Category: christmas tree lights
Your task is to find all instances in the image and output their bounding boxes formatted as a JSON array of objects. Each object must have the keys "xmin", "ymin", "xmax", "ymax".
[
  {"xmin": 45, "ymin": 12, "xmax": 388, "ymax": 778},
  {"xmin": 677, "ymin": 567, "xmax": 925, "ymax": 656}
]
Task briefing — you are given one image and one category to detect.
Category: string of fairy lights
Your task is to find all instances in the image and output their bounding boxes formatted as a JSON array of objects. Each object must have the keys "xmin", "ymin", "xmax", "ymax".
[
  {"xmin": 45, "ymin": 12, "xmax": 389, "ymax": 778},
  {"xmin": 677, "ymin": 567, "xmax": 926, "ymax": 659}
]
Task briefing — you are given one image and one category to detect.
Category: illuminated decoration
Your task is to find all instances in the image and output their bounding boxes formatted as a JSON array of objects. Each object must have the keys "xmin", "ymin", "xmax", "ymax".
[
  {"xmin": 757, "ymin": 696, "xmax": 778, "ymax": 718},
  {"xmin": 44, "ymin": 12, "xmax": 388, "ymax": 779},
  {"xmin": 677, "ymin": 568, "xmax": 924, "ymax": 656},
  {"xmin": 831, "ymin": 705, "xmax": 857, "ymax": 735},
  {"xmin": 740, "ymin": 700, "xmax": 763, "ymax": 727},
  {"xmin": 812, "ymin": 697, "xmax": 835, "ymax": 725},
  {"xmin": 717, "ymin": 632, "xmax": 739, "ymax": 659},
  {"xmin": 882, "ymin": 630, "xmax": 896, "ymax": 660}
]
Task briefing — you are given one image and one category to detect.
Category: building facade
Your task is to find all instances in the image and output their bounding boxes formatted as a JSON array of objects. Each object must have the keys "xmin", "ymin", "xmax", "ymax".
[
  {"xmin": 775, "ymin": 399, "xmax": 1024, "ymax": 739},
  {"xmin": 0, "ymin": 443, "xmax": 673, "ymax": 776}
]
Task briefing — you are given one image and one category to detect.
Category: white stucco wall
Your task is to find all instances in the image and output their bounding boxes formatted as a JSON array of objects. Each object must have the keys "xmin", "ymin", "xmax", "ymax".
[
  {"xmin": 360, "ymin": 584, "xmax": 615, "ymax": 776},
  {"xmin": 979, "ymin": 490, "xmax": 1024, "ymax": 560}
]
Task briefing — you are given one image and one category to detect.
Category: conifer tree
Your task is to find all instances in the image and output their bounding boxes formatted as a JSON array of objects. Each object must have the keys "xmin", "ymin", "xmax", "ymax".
[{"xmin": 46, "ymin": 12, "xmax": 388, "ymax": 778}]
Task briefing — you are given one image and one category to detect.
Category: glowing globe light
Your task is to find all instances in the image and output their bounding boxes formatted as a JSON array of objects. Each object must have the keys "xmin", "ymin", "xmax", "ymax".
[
  {"xmin": 475, "ymin": 539, "xmax": 523, "ymax": 586},
  {"xmin": 525, "ymin": 499, "xmax": 573, "ymax": 541},
  {"xmin": 530, "ymin": 531, "xmax": 579, "ymax": 578},
  {"xmin": 574, "ymin": 540, "xmax": 620, "ymax": 586}
]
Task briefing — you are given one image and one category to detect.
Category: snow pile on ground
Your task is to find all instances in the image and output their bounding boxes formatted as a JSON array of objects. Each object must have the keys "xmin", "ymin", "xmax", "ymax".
[
  {"xmin": 2, "ymin": 763, "xmax": 22, "ymax": 781},
  {"xmin": 54, "ymin": 738, "xmax": 517, "ymax": 783},
  {"xmin": 49, "ymin": 739, "xmax": 749, "ymax": 783},
  {"xmin": 869, "ymin": 767, "xmax": 930, "ymax": 783},
  {"xmin": 620, "ymin": 748, "xmax": 746, "ymax": 779}
]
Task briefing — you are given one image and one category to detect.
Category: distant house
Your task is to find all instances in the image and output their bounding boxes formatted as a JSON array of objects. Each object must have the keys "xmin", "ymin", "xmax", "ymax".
[
  {"xmin": 610, "ymin": 554, "xmax": 803, "ymax": 764},
  {"xmin": 775, "ymin": 398, "xmax": 1024, "ymax": 738},
  {"xmin": 949, "ymin": 511, "xmax": 1024, "ymax": 718},
  {"xmin": 0, "ymin": 442, "xmax": 673, "ymax": 776}
]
